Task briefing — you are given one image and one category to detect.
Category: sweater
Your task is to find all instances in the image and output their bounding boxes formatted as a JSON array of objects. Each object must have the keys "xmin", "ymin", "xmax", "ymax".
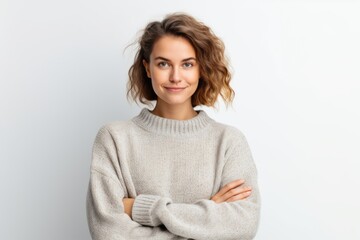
[{"xmin": 86, "ymin": 108, "xmax": 260, "ymax": 240}]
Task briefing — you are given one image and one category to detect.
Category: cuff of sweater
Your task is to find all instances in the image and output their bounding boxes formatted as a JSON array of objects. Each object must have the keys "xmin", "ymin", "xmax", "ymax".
[{"xmin": 132, "ymin": 194, "xmax": 163, "ymax": 226}]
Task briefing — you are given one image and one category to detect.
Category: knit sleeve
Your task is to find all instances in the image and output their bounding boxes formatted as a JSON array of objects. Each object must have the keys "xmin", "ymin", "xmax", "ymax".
[
  {"xmin": 131, "ymin": 130, "xmax": 261, "ymax": 240},
  {"xmin": 86, "ymin": 126, "xmax": 186, "ymax": 240}
]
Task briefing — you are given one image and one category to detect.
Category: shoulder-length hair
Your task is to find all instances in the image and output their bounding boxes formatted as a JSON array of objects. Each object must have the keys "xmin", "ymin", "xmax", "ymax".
[{"xmin": 127, "ymin": 13, "xmax": 234, "ymax": 107}]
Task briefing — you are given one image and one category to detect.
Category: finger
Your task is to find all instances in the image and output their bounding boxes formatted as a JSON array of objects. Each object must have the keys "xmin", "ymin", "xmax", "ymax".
[
  {"xmin": 211, "ymin": 180, "xmax": 246, "ymax": 203},
  {"xmin": 221, "ymin": 186, "xmax": 252, "ymax": 201},
  {"xmin": 213, "ymin": 186, "xmax": 251, "ymax": 203},
  {"xmin": 211, "ymin": 179, "xmax": 244, "ymax": 202},
  {"xmin": 226, "ymin": 190, "xmax": 252, "ymax": 202},
  {"xmin": 213, "ymin": 179, "xmax": 245, "ymax": 198}
]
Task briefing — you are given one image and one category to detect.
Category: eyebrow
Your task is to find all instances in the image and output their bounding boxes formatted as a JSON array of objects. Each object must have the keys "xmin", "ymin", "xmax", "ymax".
[{"xmin": 154, "ymin": 56, "xmax": 197, "ymax": 62}]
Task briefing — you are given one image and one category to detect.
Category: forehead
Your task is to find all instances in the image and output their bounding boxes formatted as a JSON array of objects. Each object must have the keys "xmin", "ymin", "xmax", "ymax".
[{"xmin": 151, "ymin": 35, "xmax": 196, "ymax": 60}]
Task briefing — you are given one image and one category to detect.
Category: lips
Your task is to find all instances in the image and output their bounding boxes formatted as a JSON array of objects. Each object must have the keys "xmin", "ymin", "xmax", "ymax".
[{"xmin": 164, "ymin": 87, "xmax": 186, "ymax": 92}]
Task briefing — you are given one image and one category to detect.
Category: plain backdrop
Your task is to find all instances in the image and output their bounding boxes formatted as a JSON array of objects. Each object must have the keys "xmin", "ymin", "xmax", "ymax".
[{"xmin": 1, "ymin": 0, "xmax": 360, "ymax": 239}]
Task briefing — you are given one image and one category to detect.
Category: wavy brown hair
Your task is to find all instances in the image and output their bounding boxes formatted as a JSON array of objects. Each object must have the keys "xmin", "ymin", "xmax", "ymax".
[{"xmin": 127, "ymin": 13, "xmax": 234, "ymax": 107}]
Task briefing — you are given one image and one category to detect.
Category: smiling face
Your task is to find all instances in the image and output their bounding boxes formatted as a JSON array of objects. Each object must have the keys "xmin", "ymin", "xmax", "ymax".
[{"xmin": 143, "ymin": 35, "xmax": 200, "ymax": 110}]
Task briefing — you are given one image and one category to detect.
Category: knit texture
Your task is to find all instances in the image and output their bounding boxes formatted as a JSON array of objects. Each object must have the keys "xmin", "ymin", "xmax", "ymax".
[{"xmin": 86, "ymin": 108, "xmax": 260, "ymax": 240}]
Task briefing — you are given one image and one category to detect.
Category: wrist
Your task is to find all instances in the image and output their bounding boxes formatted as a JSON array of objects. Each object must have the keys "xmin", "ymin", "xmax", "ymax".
[
  {"xmin": 132, "ymin": 194, "xmax": 163, "ymax": 226},
  {"xmin": 123, "ymin": 198, "xmax": 135, "ymax": 219}
]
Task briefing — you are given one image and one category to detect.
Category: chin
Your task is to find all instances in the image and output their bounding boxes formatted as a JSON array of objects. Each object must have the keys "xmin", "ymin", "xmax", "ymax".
[
  {"xmin": 165, "ymin": 100, "xmax": 188, "ymax": 106},
  {"xmin": 161, "ymin": 98, "xmax": 191, "ymax": 106}
]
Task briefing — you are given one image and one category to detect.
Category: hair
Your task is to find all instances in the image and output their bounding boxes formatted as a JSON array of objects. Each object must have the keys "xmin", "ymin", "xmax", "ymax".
[{"xmin": 127, "ymin": 13, "xmax": 234, "ymax": 107}]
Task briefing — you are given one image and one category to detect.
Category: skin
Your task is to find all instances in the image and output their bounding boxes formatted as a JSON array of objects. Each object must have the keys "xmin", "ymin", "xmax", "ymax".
[{"xmin": 122, "ymin": 35, "xmax": 252, "ymax": 219}]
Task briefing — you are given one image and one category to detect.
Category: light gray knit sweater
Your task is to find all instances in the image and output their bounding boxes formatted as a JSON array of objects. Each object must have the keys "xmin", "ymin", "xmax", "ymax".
[{"xmin": 86, "ymin": 108, "xmax": 260, "ymax": 240}]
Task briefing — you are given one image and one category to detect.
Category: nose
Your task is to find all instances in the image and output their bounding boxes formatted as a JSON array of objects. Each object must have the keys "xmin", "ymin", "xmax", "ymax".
[{"xmin": 169, "ymin": 67, "xmax": 181, "ymax": 83}]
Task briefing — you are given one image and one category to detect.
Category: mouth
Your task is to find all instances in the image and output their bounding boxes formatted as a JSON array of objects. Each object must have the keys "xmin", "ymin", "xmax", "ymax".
[{"xmin": 164, "ymin": 87, "xmax": 186, "ymax": 92}]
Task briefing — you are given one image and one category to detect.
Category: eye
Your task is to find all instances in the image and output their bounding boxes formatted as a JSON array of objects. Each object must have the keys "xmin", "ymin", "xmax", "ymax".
[
  {"xmin": 182, "ymin": 62, "xmax": 194, "ymax": 68},
  {"xmin": 158, "ymin": 61, "xmax": 170, "ymax": 68}
]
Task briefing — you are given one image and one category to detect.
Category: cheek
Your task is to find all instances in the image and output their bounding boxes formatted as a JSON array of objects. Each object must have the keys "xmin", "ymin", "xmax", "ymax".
[
  {"xmin": 150, "ymin": 71, "xmax": 167, "ymax": 93},
  {"xmin": 185, "ymin": 70, "xmax": 200, "ymax": 84},
  {"xmin": 192, "ymin": 80, "xmax": 199, "ymax": 92},
  {"xmin": 151, "ymin": 68, "xmax": 169, "ymax": 82}
]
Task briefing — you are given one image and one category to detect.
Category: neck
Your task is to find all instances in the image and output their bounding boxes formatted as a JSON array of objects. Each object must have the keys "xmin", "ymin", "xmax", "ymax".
[{"xmin": 151, "ymin": 100, "xmax": 197, "ymax": 120}]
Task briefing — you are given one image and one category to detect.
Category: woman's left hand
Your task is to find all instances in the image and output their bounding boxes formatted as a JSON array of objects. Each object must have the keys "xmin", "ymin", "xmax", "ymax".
[
  {"xmin": 122, "ymin": 198, "xmax": 135, "ymax": 218},
  {"xmin": 211, "ymin": 179, "xmax": 252, "ymax": 203}
]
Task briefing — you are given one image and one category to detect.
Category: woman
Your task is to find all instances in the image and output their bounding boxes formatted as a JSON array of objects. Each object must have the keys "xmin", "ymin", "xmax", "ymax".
[{"xmin": 86, "ymin": 13, "xmax": 260, "ymax": 240}]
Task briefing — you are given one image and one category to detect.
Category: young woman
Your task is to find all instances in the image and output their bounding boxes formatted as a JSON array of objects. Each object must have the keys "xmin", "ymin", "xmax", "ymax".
[{"xmin": 86, "ymin": 13, "xmax": 260, "ymax": 240}]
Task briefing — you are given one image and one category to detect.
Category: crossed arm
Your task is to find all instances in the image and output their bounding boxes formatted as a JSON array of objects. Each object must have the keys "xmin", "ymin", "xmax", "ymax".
[
  {"xmin": 122, "ymin": 179, "xmax": 252, "ymax": 219},
  {"xmin": 118, "ymin": 176, "xmax": 259, "ymax": 240}
]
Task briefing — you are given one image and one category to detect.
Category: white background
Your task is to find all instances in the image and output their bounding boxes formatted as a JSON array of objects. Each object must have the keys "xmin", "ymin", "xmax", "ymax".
[{"xmin": 1, "ymin": 0, "xmax": 359, "ymax": 239}]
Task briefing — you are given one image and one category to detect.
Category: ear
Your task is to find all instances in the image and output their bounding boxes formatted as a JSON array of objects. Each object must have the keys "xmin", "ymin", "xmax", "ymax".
[{"xmin": 142, "ymin": 60, "xmax": 151, "ymax": 78}]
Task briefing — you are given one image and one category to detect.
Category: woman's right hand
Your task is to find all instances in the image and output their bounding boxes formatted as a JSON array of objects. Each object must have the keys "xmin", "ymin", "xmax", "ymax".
[{"xmin": 210, "ymin": 179, "xmax": 252, "ymax": 203}]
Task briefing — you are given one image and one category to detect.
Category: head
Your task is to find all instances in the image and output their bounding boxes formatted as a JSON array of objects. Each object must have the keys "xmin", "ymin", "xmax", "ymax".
[{"xmin": 127, "ymin": 13, "xmax": 234, "ymax": 107}]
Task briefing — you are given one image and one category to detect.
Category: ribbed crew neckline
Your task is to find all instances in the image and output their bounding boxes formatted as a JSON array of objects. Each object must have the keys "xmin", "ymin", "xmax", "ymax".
[{"xmin": 132, "ymin": 108, "xmax": 213, "ymax": 136}]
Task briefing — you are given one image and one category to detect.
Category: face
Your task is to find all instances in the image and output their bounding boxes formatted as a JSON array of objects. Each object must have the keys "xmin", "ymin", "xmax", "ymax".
[{"xmin": 143, "ymin": 35, "xmax": 200, "ymax": 108}]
